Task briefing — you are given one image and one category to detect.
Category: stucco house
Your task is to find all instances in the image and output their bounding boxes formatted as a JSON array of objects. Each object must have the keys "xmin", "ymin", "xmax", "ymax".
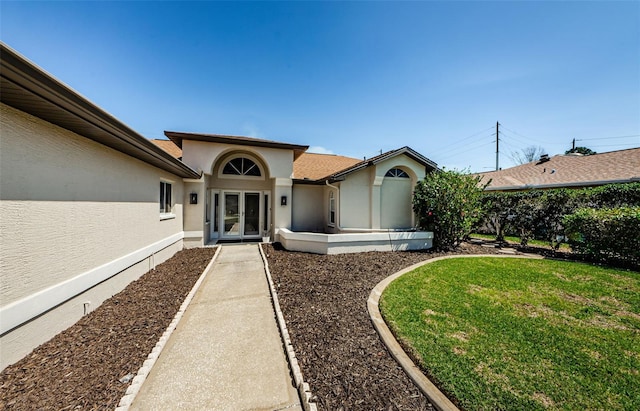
[
  {"xmin": 155, "ymin": 132, "xmax": 436, "ymax": 253},
  {"xmin": 0, "ymin": 43, "xmax": 435, "ymax": 369}
]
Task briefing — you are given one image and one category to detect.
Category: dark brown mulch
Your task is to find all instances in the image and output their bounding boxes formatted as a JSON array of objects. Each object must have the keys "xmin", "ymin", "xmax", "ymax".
[
  {"xmin": 264, "ymin": 242, "xmax": 505, "ymax": 411},
  {"xmin": 0, "ymin": 247, "xmax": 216, "ymax": 410}
]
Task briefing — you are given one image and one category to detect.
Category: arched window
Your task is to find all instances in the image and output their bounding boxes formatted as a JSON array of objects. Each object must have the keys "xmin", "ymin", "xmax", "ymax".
[
  {"xmin": 222, "ymin": 157, "xmax": 261, "ymax": 176},
  {"xmin": 385, "ymin": 168, "xmax": 409, "ymax": 178}
]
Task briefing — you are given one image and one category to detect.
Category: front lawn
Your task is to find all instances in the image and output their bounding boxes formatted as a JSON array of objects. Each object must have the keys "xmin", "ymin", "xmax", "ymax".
[{"xmin": 380, "ymin": 257, "xmax": 639, "ymax": 410}]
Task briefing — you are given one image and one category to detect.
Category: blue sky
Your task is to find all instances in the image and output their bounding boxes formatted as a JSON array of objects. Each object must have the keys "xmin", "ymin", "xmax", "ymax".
[{"xmin": 2, "ymin": 1, "xmax": 639, "ymax": 172}]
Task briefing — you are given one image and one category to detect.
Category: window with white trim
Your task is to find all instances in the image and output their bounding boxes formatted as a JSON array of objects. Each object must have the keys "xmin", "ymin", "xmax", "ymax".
[
  {"xmin": 160, "ymin": 181, "xmax": 172, "ymax": 214},
  {"xmin": 222, "ymin": 157, "xmax": 261, "ymax": 176},
  {"xmin": 385, "ymin": 168, "xmax": 409, "ymax": 178},
  {"xmin": 329, "ymin": 191, "xmax": 336, "ymax": 226}
]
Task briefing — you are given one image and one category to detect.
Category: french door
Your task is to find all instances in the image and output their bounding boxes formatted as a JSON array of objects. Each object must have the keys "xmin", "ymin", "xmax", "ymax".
[{"xmin": 219, "ymin": 191, "xmax": 268, "ymax": 239}]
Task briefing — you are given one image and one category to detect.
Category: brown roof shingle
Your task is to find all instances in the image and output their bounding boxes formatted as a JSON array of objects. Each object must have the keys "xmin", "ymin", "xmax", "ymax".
[
  {"xmin": 293, "ymin": 152, "xmax": 361, "ymax": 180},
  {"xmin": 476, "ymin": 148, "xmax": 640, "ymax": 190},
  {"xmin": 151, "ymin": 139, "xmax": 182, "ymax": 159}
]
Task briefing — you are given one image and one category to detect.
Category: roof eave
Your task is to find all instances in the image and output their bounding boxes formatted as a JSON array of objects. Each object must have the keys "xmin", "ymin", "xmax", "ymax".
[
  {"xmin": 329, "ymin": 146, "xmax": 438, "ymax": 180},
  {"xmin": 165, "ymin": 131, "xmax": 309, "ymax": 160},
  {"xmin": 0, "ymin": 42, "xmax": 200, "ymax": 179},
  {"xmin": 485, "ymin": 177, "xmax": 640, "ymax": 191}
]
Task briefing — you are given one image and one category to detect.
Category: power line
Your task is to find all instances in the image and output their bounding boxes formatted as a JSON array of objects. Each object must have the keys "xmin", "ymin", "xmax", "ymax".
[
  {"xmin": 577, "ymin": 134, "xmax": 640, "ymax": 141},
  {"xmin": 428, "ymin": 133, "xmax": 495, "ymax": 158},
  {"xmin": 428, "ymin": 126, "xmax": 494, "ymax": 156},
  {"xmin": 499, "ymin": 130, "xmax": 534, "ymax": 147},
  {"xmin": 584, "ymin": 142, "xmax": 640, "ymax": 148},
  {"xmin": 436, "ymin": 141, "xmax": 494, "ymax": 161},
  {"xmin": 432, "ymin": 137, "xmax": 496, "ymax": 158}
]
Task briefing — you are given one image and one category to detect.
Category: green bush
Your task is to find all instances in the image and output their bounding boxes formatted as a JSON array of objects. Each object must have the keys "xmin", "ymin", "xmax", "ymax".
[
  {"xmin": 478, "ymin": 182, "xmax": 640, "ymax": 248},
  {"xmin": 413, "ymin": 170, "xmax": 485, "ymax": 250},
  {"xmin": 564, "ymin": 207, "xmax": 640, "ymax": 266},
  {"xmin": 478, "ymin": 191, "xmax": 519, "ymax": 242}
]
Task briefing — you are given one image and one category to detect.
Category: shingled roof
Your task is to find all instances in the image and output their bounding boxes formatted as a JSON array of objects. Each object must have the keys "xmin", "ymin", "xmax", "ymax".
[
  {"xmin": 152, "ymin": 139, "xmax": 182, "ymax": 159},
  {"xmin": 293, "ymin": 152, "xmax": 362, "ymax": 180},
  {"xmin": 476, "ymin": 147, "xmax": 640, "ymax": 191}
]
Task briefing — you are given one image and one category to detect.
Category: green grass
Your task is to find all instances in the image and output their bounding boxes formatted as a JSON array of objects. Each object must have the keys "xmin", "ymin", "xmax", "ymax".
[
  {"xmin": 471, "ymin": 233, "xmax": 571, "ymax": 250},
  {"xmin": 380, "ymin": 258, "xmax": 640, "ymax": 410}
]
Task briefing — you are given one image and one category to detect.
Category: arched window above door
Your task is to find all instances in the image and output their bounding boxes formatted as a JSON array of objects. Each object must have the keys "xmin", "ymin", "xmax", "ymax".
[{"xmin": 222, "ymin": 157, "xmax": 261, "ymax": 176}]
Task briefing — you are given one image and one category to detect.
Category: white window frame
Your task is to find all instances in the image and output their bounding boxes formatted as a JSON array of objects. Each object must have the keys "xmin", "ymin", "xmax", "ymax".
[
  {"xmin": 160, "ymin": 180, "xmax": 175, "ymax": 220},
  {"xmin": 385, "ymin": 168, "xmax": 410, "ymax": 178},
  {"xmin": 217, "ymin": 154, "xmax": 265, "ymax": 181},
  {"xmin": 328, "ymin": 191, "xmax": 336, "ymax": 227}
]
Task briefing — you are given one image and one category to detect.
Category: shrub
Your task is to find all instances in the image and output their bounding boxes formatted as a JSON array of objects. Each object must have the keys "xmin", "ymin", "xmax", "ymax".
[
  {"xmin": 413, "ymin": 170, "xmax": 485, "ymax": 250},
  {"xmin": 539, "ymin": 189, "xmax": 574, "ymax": 249},
  {"xmin": 564, "ymin": 207, "xmax": 640, "ymax": 267},
  {"xmin": 477, "ymin": 182, "xmax": 640, "ymax": 247},
  {"xmin": 478, "ymin": 192, "xmax": 519, "ymax": 242},
  {"xmin": 512, "ymin": 191, "xmax": 544, "ymax": 246}
]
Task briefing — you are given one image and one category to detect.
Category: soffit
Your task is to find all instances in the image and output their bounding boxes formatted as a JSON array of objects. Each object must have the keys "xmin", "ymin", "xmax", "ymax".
[{"xmin": 0, "ymin": 43, "xmax": 200, "ymax": 179}]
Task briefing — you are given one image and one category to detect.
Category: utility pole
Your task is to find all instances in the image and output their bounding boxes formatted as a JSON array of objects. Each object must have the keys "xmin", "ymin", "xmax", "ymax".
[
  {"xmin": 572, "ymin": 138, "xmax": 575, "ymax": 150},
  {"xmin": 495, "ymin": 121, "xmax": 500, "ymax": 171}
]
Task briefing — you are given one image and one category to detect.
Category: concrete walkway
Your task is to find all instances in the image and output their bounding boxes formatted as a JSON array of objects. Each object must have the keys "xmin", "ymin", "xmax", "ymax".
[{"xmin": 130, "ymin": 244, "xmax": 302, "ymax": 411}]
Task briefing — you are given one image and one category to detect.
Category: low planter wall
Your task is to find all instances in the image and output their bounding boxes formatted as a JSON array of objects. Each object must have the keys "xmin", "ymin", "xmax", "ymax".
[{"xmin": 278, "ymin": 228, "xmax": 433, "ymax": 255}]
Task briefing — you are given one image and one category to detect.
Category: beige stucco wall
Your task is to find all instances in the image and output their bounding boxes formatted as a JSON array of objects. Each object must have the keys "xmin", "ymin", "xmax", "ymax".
[
  {"xmin": 183, "ymin": 177, "xmax": 206, "ymax": 247},
  {"xmin": 0, "ymin": 103, "xmax": 187, "ymax": 368},
  {"xmin": 333, "ymin": 155, "xmax": 426, "ymax": 230},
  {"xmin": 374, "ymin": 156, "xmax": 425, "ymax": 182},
  {"xmin": 381, "ymin": 178, "xmax": 413, "ymax": 228},
  {"xmin": 181, "ymin": 140, "xmax": 294, "ymax": 179},
  {"xmin": 291, "ymin": 185, "xmax": 324, "ymax": 232},
  {"xmin": 0, "ymin": 241, "xmax": 181, "ymax": 370},
  {"xmin": 338, "ymin": 170, "xmax": 372, "ymax": 228}
]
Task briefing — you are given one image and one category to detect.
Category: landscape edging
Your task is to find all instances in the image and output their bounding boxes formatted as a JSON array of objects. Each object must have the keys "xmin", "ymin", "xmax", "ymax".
[
  {"xmin": 259, "ymin": 243, "xmax": 318, "ymax": 411},
  {"xmin": 368, "ymin": 254, "xmax": 543, "ymax": 411},
  {"xmin": 115, "ymin": 245, "xmax": 221, "ymax": 411}
]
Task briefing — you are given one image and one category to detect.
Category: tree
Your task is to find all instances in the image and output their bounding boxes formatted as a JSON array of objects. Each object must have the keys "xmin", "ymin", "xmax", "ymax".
[
  {"xmin": 479, "ymin": 192, "xmax": 519, "ymax": 242},
  {"xmin": 565, "ymin": 146, "xmax": 596, "ymax": 155},
  {"xmin": 509, "ymin": 145, "xmax": 546, "ymax": 165},
  {"xmin": 413, "ymin": 170, "xmax": 486, "ymax": 250}
]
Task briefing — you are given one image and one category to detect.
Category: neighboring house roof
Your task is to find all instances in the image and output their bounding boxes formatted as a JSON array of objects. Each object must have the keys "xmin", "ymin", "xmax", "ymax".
[
  {"xmin": 476, "ymin": 148, "xmax": 640, "ymax": 191},
  {"xmin": 294, "ymin": 146, "xmax": 438, "ymax": 183},
  {"xmin": 164, "ymin": 131, "xmax": 309, "ymax": 160},
  {"xmin": 152, "ymin": 139, "xmax": 183, "ymax": 159},
  {"xmin": 293, "ymin": 152, "xmax": 362, "ymax": 180},
  {"xmin": 0, "ymin": 42, "xmax": 200, "ymax": 180}
]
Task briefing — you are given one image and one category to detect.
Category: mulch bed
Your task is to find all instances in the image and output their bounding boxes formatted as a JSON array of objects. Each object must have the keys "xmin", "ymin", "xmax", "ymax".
[
  {"xmin": 0, "ymin": 247, "xmax": 216, "ymax": 410},
  {"xmin": 264, "ymin": 242, "xmax": 506, "ymax": 411}
]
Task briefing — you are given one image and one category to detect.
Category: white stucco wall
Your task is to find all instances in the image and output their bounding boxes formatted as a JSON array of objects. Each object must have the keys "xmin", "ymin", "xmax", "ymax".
[
  {"xmin": 291, "ymin": 185, "xmax": 324, "ymax": 232},
  {"xmin": 0, "ymin": 103, "xmax": 187, "ymax": 369}
]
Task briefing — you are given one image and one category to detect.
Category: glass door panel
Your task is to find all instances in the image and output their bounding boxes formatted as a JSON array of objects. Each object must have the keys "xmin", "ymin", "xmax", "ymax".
[
  {"xmin": 224, "ymin": 193, "xmax": 240, "ymax": 236},
  {"xmin": 244, "ymin": 192, "xmax": 260, "ymax": 236}
]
